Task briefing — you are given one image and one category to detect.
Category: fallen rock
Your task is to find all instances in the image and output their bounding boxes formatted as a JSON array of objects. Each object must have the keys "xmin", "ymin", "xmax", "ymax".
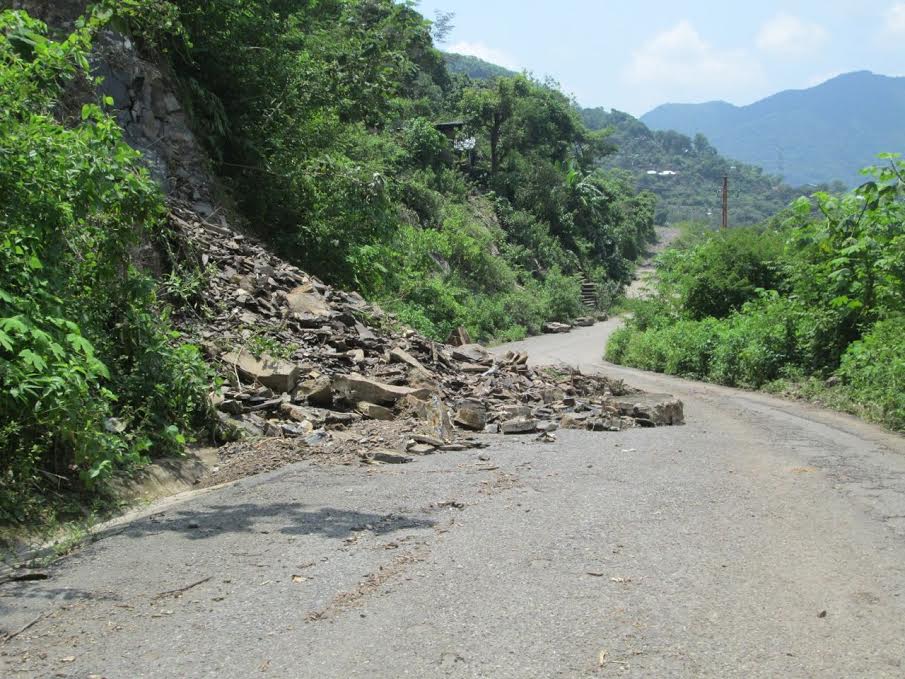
[
  {"xmin": 279, "ymin": 402, "xmax": 321, "ymax": 425},
  {"xmin": 222, "ymin": 350, "xmax": 300, "ymax": 394},
  {"xmin": 366, "ymin": 451, "xmax": 412, "ymax": 464},
  {"xmin": 612, "ymin": 394, "xmax": 685, "ymax": 426},
  {"xmin": 218, "ymin": 399, "xmax": 244, "ymax": 416},
  {"xmin": 542, "ymin": 321, "xmax": 572, "ymax": 334},
  {"xmin": 445, "ymin": 326, "xmax": 472, "ymax": 347},
  {"xmin": 285, "ymin": 283, "xmax": 331, "ymax": 318},
  {"xmin": 454, "ymin": 400, "xmax": 487, "ymax": 431},
  {"xmin": 390, "ymin": 347, "xmax": 430, "ymax": 375},
  {"xmin": 501, "ymin": 417, "xmax": 538, "ymax": 435},
  {"xmin": 404, "ymin": 394, "xmax": 454, "ymax": 442},
  {"xmin": 165, "ymin": 204, "xmax": 687, "ymax": 473},
  {"xmin": 451, "ymin": 344, "xmax": 492, "ymax": 365},
  {"xmin": 560, "ymin": 412, "xmax": 592, "ymax": 429},
  {"xmin": 406, "ymin": 443, "xmax": 436, "ymax": 455},
  {"xmin": 356, "ymin": 401, "xmax": 395, "ymax": 421},
  {"xmin": 295, "ymin": 375, "xmax": 333, "ymax": 408},
  {"xmin": 499, "ymin": 404, "xmax": 531, "ymax": 420},
  {"xmin": 333, "ymin": 374, "xmax": 426, "ymax": 405},
  {"xmin": 412, "ymin": 434, "xmax": 445, "ymax": 447}
]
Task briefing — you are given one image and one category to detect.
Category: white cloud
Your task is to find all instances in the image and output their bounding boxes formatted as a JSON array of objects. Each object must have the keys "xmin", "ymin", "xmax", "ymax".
[
  {"xmin": 447, "ymin": 41, "xmax": 519, "ymax": 70},
  {"xmin": 756, "ymin": 13, "xmax": 828, "ymax": 57},
  {"xmin": 884, "ymin": 3, "xmax": 905, "ymax": 36},
  {"xmin": 625, "ymin": 21, "xmax": 764, "ymax": 102}
]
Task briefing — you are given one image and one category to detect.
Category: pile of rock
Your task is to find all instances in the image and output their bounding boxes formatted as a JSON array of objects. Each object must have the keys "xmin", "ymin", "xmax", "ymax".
[{"xmin": 168, "ymin": 205, "xmax": 684, "ymax": 460}]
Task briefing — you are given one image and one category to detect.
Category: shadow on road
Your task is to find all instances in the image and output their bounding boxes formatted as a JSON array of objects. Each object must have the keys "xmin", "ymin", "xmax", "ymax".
[{"xmin": 114, "ymin": 503, "xmax": 436, "ymax": 542}]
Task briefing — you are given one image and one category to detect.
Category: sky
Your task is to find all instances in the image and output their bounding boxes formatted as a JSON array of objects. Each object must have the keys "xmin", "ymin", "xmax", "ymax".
[{"xmin": 415, "ymin": 0, "xmax": 905, "ymax": 116}]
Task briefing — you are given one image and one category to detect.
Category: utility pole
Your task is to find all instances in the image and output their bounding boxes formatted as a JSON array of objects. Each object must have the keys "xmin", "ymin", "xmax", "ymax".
[{"xmin": 721, "ymin": 176, "xmax": 729, "ymax": 230}]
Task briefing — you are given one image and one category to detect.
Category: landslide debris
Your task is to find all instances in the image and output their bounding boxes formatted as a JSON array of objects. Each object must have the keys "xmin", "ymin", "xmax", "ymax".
[{"xmin": 167, "ymin": 204, "xmax": 684, "ymax": 480}]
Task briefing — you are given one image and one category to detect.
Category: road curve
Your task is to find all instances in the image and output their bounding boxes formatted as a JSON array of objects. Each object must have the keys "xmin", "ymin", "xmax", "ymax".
[{"xmin": 2, "ymin": 322, "xmax": 905, "ymax": 678}]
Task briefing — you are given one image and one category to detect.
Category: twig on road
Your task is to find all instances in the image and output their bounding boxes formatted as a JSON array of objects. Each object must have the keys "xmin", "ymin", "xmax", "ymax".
[
  {"xmin": 152, "ymin": 576, "xmax": 212, "ymax": 601},
  {"xmin": 1, "ymin": 611, "xmax": 50, "ymax": 644}
]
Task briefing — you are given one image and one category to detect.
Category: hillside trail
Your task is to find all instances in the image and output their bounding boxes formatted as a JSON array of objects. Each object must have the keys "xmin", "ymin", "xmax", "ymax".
[
  {"xmin": 624, "ymin": 225, "xmax": 680, "ymax": 300},
  {"xmin": 3, "ymin": 234, "xmax": 905, "ymax": 677}
]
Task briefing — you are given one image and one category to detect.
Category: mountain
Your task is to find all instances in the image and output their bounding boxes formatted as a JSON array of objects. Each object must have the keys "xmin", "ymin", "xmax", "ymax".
[
  {"xmin": 443, "ymin": 52, "xmax": 516, "ymax": 80},
  {"xmin": 641, "ymin": 71, "xmax": 905, "ymax": 186},
  {"xmin": 581, "ymin": 108, "xmax": 838, "ymax": 227}
]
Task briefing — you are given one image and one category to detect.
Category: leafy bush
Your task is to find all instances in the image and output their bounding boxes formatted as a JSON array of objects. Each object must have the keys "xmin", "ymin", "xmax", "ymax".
[
  {"xmin": 838, "ymin": 317, "xmax": 905, "ymax": 430},
  {"xmin": 607, "ymin": 156, "xmax": 905, "ymax": 430},
  {"xmin": 657, "ymin": 227, "xmax": 786, "ymax": 319},
  {"xmin": 0, "ymin": 10, "xmax": 214, "ymax": 523}
]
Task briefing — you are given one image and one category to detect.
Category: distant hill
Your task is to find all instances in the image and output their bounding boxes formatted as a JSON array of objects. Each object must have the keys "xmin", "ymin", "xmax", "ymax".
[
  {"xmin": 441, "ymin": 54, "xmax": 831, "ymax": 226},
  {"xmin": 443, "ymin": 53, "xmax": 516, "ymax": 80},
  {"xmin": 581, "ymin": 108, "xmax": 839, "ymax": 227},
  {"xmin": 641, "ymin": 71, "xmax": 905, "ymax": 186}
]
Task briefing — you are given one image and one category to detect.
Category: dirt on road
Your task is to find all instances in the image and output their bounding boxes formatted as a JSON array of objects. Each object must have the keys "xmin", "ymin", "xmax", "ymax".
[{"xmin": 3, "ymin": 319, "xmax": 905, "ymax": 678}]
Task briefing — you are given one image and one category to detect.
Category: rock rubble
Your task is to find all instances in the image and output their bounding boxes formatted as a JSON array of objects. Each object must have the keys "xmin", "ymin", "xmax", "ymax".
[{"xmin": 167, "ymin": 205, "xmax": 684, "ymax": 466}]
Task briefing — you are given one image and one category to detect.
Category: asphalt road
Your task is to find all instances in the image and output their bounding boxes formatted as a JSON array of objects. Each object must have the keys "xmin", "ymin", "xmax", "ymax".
[{"xmin": 3, "ymin": 320, "xmax": 905, "ymax": 678}]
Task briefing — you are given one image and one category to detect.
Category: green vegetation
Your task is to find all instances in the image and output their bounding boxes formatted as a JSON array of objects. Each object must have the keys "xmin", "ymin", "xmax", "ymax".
[
  {"xmin": 154, "ymin": 0, "xmax": 656, "ymax": 342},
  {"xmin": 444, "ymin": 52, "xmax": 516, "ymax": 81},
  {"xmin": 0, "ymin": 9, "xmax": 215, "ymax": 525},
  {"xmin": 2, "ymin": 1, "xmax": 661, "ymax": 527},
  {"xmin": 581, "ymin": 108, "xmax": 845, "ymax": 227},
  {"xmin": 607, "ymin": 157, "xmax": 905, "ymax": 431}
]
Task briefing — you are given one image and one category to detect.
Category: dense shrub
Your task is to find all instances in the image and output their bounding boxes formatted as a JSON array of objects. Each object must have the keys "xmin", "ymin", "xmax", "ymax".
[
  {"xmin": 0, "ymin": 11, "xmax": 214, "ymax": 523},
  {"xmin": 657, "ymin": 227, "xmax": 786, "ymax": 319},
  {"xmin": 607, "ymin": 157, "xmax": 905, "ymax": 430},
  {"xmin": 838, "ymin": 317, "xmax": 905, "ymax": 430}
]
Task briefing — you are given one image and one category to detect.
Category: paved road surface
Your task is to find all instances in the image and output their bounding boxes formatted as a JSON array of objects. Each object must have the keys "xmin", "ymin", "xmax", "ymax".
[{"xmin": 3, "ymin": 320, "xmax": 905, "ymax": 678}]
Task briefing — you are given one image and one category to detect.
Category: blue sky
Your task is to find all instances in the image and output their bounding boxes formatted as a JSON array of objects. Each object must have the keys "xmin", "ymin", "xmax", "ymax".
[{"xmin": 416, "ymin": 1, "xmax": 905, "ymax": 115}]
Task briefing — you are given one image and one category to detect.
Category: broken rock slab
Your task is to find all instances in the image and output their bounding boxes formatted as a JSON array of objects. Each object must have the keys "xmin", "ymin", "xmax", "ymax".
[
  {"xmin": 389, "ymin": 347, "xmax": 430, "ymax": 375},
  {"xmin": 542, "ymin": 321, "xmax": 572, "ymax": 334},
  {"xmin": 365, "ymin": 451, "xmax": 413, "ymax": 465},
  {"xmin": 294, "ymin": 375, "xmax": 333, "ymax": 408},
  {"xmin": 501, "ymin": 417, "xmax": 538, "ymax": 435},
  {"xmin": 451, "ymin": 344, "xmax": 492, "ymax": 365},
  {"xmin": 285, "ymin": 283, "xmax": 331, "ymax": 318},
  {"xmin": 333, "ymin": 374, "xmax": 430, "ymax": 406},
  {"xmin": 356, "ymin": 401, "xmax": 395, "ymax": 421},
  {"xmin": 222, "ymin": 350, "xmax": 299, "ymax": 394},
  {"xmin": 454, "ymin": 400, "xmax": 487, "ymax": 431},
  {"xmin": 612, "ymin": 394, "xmax": 685, "ymax": 426},
  {"xmin": 445, "ymin": 326, "xmax": 472, "ymax": 347}
]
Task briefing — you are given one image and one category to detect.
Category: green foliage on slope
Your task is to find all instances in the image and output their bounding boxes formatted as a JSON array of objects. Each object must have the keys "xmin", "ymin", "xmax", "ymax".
[
  {"xmin": 141, "ymin": 0, "xmax": 656, "ymax": 342},
  {"xmin": 607, "ymin": 157, "xmax": 905, "ymax": 430},
  {"xmin": 581, "ymin": 108, "xmax": 844, "ymax": 227},
  {"xmin": 444, "ymin": 52, "xmax": 516, "ymax": 80},
  {"xmin": 0, "ymin": 9, "xmax": 215, "ymax": 524}
]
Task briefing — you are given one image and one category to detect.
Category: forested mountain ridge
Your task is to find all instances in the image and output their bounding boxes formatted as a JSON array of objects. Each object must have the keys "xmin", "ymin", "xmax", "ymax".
[
  {"xmin": 580, "ymin": 108, "xmax": 843, "ymax": 226},
  {"xmin": 444, "ymin": 52, "xmax": 516, "ymax": 80},
  {"xmin": 642, "ymin": 71, "xmax": 905, "ymax": 186},
  {"xmin": 432, "ymin": 52, "xmax": 831, "ymax": 226}
]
